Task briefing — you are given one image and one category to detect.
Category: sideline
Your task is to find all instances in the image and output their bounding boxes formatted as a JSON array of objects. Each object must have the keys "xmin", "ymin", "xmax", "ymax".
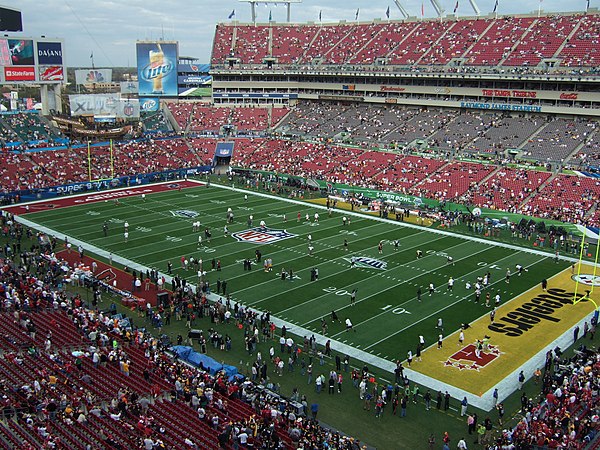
[{"xmin": 10, "ymin": 179, "xmax": 593, "ymax": 411}]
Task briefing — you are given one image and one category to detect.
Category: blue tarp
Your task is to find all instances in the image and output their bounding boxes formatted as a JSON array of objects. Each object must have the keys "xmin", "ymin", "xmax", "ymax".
[
  {"xmin": 171, "ymin": 345, "xmax": 192, "ymax": 360},
  {"xmin": 171, "ymin": 346, "xmax": 232, "ymax": 375},
  {"xmin": 187, "ymin": 352, "xmax": 223, "ymax": 375},
  {"xmin": 222, "ymin": 364, "xmax": 238, "ymax": 377}
]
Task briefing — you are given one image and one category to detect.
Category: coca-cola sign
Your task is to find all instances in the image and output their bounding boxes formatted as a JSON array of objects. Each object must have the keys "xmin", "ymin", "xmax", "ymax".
[{"xmin": 559, "ymin": 93, "xmax": 578, "ymax": 100}]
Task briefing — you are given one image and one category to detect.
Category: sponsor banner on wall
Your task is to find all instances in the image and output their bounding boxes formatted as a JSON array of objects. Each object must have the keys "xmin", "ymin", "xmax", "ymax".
[
  {"xmin": 39, "ymin": 66, "xmax": 64, "ymax": 81},
  {"xmin": 178, "ymin": 75, "xmax": 211, "ymax": 84},
  {"xmin": 7, "ymin": 39, "xmax": 34, "ymax": 65},
  {"xmin": 37, "ymin": 42, "xmax": 63, "ymax": 65},
  {"xmin": 75, "ymin": 68, "xmax": 113, "ymax": 85},
  {"xmin": 69, "ymin": 94, "xmax": 140, "ymax": 118},
  {"xmin": 4, "ymin": 66, "xmax": 35, "ymax": 81},
  {"xmin": 137, "ymin": 41, "xmax": 178, "ymax": 96},
  {"xmin": 120, "ymin": 81, "xmax": 139, "ymax": 94},
  {"xmin": 139, "ymin": 97, "xmax": 160, "ymax": 112}
]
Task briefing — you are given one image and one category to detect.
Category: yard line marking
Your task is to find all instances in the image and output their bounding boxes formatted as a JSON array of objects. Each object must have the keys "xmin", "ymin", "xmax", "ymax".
[{"xmin": 362, "ymin": 257, "xmax": 548, "ymax": 350}]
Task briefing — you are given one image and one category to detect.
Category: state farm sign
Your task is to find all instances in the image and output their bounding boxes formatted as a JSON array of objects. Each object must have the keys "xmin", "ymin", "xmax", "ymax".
[{"xmin": 4, "ymin": 66, "xmax": 35, "ymax": 81}]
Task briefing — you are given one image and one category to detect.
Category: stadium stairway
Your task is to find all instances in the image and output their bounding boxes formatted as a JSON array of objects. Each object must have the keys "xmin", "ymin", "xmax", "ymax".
[
  {"xmin": 415, "ymin": 21, "xmax": 459, "ymax": 65},
  {"xmin": 498, "ymin": 18, "xmax": 539, "ymax": 67},
  {"xmin": 553, "ymin": 17, "xmax": 585, "ymax": 58},
  {"xmin": 268, "ymin": 107, "xmax": 291, "ymax": 130},
  {"xmin": 318, "ymin": 25, "xmax": 358, "ymax": 64},
  {"xmin": 517, "ymin": 119, "xmax": 552, "ymax": 151},
  {"xmin": 341, "ymin": 25, "xmax": 387, "ymax": 65},
  {"xmin": 518, "ymin": 171, "xmax": 557, "ymax": 211},
  {"xmin": 182, "ymin": 138, "xmax": 209, "ymax": 165},
  {"xmin": 458, "ymin": 20, "xmax": 497, "ymax": 61},
  {"xmin": 161, "ymin": 105, "xmax": 181, "ymax": 133}
]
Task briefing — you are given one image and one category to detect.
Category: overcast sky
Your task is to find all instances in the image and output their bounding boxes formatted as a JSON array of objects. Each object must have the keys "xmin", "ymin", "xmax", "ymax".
[{"xmin": 1, "ymin": 0, "xmax": 594, "ymax": 67}]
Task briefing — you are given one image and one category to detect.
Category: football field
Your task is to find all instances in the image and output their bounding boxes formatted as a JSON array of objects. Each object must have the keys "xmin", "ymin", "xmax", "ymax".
[{"xmin": 9, "ymin": 180, "xmax": 597, "ymax": 409}]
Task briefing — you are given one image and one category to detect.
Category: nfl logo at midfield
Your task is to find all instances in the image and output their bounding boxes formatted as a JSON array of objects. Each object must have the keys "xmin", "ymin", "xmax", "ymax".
[{"xmin": 232, "ymin": 227, "xmax": 296, "ymax": 244}]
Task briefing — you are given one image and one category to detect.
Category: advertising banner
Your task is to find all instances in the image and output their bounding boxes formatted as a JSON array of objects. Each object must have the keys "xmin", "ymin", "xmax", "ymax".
[
  {"xmin": 139, "ymin": 97, "xmax": 160, "ymax": 112},
  {"xmin": 74, "ymin": 68, "xmax": 113, "ymax": 85},
  {"xmin": 120, "ymin": 81, "xmax": 138, "ymax": 94},
  {"xmin": 4, "ymin": 66, "xmax": 35, "ymax": 81},
  {"xmin": 39, "ymin": 66, "xmax": 64, "ymax": 81},
  {"xmin": 178, "ymin": 75, "xmax": 211, "ymax": 84},
  {"xmin": 137, "ymin": 41, "xmax": 178, "ymax": 96},
  {"xmin": 0, "ymin": 40, "xmax": 11, "ymax": 66},
  {"xmin": 36, "ymin": 42, "xmax": 63, "ymax": 65},
  {"xmin": 69, "ymin": 94, "xmax": 140, "ymax": 118},
  {"xmin": 7, "ymin": 39, "xmax": 34, "ymax": 65}
]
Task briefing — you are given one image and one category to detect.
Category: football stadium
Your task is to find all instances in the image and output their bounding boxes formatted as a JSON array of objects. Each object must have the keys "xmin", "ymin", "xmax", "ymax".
[{"xmin": 0, "ymin": 2, "xmax": 599, "ymax": 449}]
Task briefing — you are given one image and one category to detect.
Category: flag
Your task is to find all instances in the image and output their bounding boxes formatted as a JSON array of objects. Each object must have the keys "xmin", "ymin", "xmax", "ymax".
[
  {"xmin": 319, "ymin": 10, "xmax": 322, "ymax": 21},
  {"xmin": 355, "ymin": 8, "xmax": 360, "ymax": 20},
  {"xmin": 228, "ymin": 9, "xmax": 235, "ymax": 19},
  {"xmin": 421, "ymin": 3, "xmax": 425, "ymax": 16},
  {"xmin": 493, "ymin": 0, "xmax": 498, "ymax": 12},
  {"xmin": 269, "ymin": 10, "xmax": 272, "ymax": 21},
  {"xmin": 454, "ymin": 1, "xmax": 459, "ymax": 12},
  {"xmin": 386, "ymin": 6, "xmax": 390, "ymax": 18},
  {"xmin": 90, "ymin": 52, "xmax": 93, "ymax": 59},
  {"xmin": 586, "ymin": 0, "xmax": 589, "ymax": 9}
]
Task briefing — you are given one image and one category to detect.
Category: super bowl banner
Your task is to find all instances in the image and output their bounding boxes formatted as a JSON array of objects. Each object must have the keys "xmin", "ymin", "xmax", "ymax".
[
  {"xmin": 137, "ymin": 41, "xmax": 178, "ymax": 97},
  {"xmin": 75, "ymin": 68, "xmax": 113, "ymax": 85},
  {"xmin": 69, "ymin": 94, "xmax": 140, "ymax": 118}
]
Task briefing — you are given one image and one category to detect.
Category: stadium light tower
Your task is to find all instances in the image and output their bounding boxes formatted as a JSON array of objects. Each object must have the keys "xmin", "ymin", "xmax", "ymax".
[
  {"xmin": 429, "ymin": 0, "xmax": 445, "ymax": 19},
  {"xmin": 467, "ymin": 0, "xmax": 481, "ymax": 16},
  {"xmin": 239, "ymin": 0, "xmax": 302, "ymax": 23},
  {"xmin": 393, "ymin": 0, "xmax": 411, "ymax": 19}
]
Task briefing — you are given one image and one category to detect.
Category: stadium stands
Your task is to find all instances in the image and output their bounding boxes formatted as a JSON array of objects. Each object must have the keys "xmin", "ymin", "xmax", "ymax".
[
  {"xmin": 470, "ymin": 167, "xmax": 552, "ymax": 211},
  {"xmin": 410, "ymin": 161, "xmax": 495, "ymax": 201},
  {"xmin": 141, "ymin": 110, "xmax": 172, "ymax": 134},
  {"xmin": 522, "ymin": 118, "xmax": 590, "ymax": 162},
  {"xmin": 558, "ymin": 14, "xmax": 600, "ymax": 67},
  {"xmin": 211, "ymin": 14, "xmax": 600, "ymax": 68},
  {"xmin": 503, "ymin": 16, "xmax": 579, "ymax": 67},
  {"xmin": 523, "ymin": 173, "xmax": 600, "ymax": 224},
  {"xmin": 0, "ymin": 112, "xmax": 63, "ymax": 146},
  {"xmin": 166, "ymin": 102, "xmax": 194, "ymax": 130},
  {"xmin": 271, "ymin": 25, "xmax": 320, "ymax": 64},
  {"xmin": 466, "ymin": 115, "xmax": 546, "ymax": 154}
]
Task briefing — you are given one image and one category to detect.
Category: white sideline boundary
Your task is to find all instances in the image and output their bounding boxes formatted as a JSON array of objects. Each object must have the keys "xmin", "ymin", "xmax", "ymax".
[{"xmin": 9, "ymin": 179, "xmax": 596, "ymax": 411}]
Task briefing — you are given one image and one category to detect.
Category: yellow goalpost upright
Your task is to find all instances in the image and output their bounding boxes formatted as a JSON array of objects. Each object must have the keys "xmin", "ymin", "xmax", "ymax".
[{"xmin": 572, "ymin": 228, "xmax": 599, "ymax": 308}]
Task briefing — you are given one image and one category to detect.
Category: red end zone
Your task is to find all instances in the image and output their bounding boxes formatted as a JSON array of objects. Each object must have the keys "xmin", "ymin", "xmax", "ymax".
[{"xmin": 3, "ymin": 181, "xmax": 200, "ymax": 216}]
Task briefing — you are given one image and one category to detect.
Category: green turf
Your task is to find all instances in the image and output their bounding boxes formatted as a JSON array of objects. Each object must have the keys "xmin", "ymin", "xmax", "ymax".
[{"xmin": 23, "ymin": 184, "xmax": 569, "ymax": 365}]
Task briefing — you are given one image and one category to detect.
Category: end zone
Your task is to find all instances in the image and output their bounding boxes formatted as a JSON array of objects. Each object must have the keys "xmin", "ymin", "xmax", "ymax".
[{"xmin": 411, "ymin": 263, "xmax": 598, "ymax": 410}]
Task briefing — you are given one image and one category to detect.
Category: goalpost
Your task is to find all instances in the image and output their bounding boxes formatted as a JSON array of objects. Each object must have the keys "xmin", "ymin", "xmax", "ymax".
[
  {"xmin": 87, "ymin": 139, "xmax": 115, "ymax": 182},
  {"xmin": 572, "ymin": 227, "xmax": 599, "ymax": 308}
]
